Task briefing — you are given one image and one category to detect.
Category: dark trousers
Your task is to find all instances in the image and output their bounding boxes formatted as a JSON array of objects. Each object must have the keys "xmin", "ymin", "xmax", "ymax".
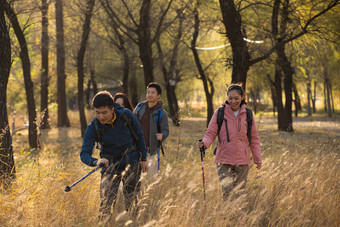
[
  {"xmin": 216, "ymin": 164, "xmax": 249, "ymax": 200},
  {"xmin": 99, "ymin": 162, "xmax": 141, "ymax": 220}
]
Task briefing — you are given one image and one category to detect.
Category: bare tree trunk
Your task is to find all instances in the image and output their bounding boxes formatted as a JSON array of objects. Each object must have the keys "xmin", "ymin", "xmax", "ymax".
[
  {"xmin": 271, "ymin": 0, "xmax": 293, "ymax": 131},
  {"xmin": 86, "ymin": 69, "xmax": 97, "ymax": 108},
  {"xmin": 267, "ymin": 74, "xmax": 277, "ymax": 117},
  {"xmin": 156, "ymin": 9, "xmax": 183, "ymax": 126},
  {"xmin": 130, "ymin": 66, "xmax": 138, "ymax": 107},
  {"xmin": 312, "ymin": 80, "xmax": 317, "ymax": 113},
  {"xmin": 330, "ymin": 82, "xmax": 334, "ymax": 113},
  {"xmin": 166, "ymin": 83, "xmax": 180, "ymax": 126},
  {"xmin": 271, "ymin": 86, "xmax": 276, "ymax": 117},
  {"xmin": 191, "ymin": 7, "xmax": 214, "ymax": 125},
  {"xmin": 157, "ymin": 44, "xmax": 181, "ymax": 126},
  {"xmin": 323, "ymin": 81, "xmax": 327, "ymax": 112},
  {"xmin": 0, "ymin": 1, "xmax": 16, "ymax": 186},
  {"xmin": 277, "ymin": 45, "xmax": 293, "ymax": 131},
  {"xmin": 77, "ymin": 0, "xmax": 95, "ymax": 137},
  {"xmin": 138, "ymin": 0, "xmax": 154, "ymax": 86},
  {"xmin": 249, "ymin": 88, "xmax": 257, "ymax": 114},
  {"xmin": 274, "ymin": 65, "xmax": 285, "ymax": 130},
  {"xmin": 40, "ymin": 0, "xmax": 50, "ymax": 129},
  {"xmin": 122, "ymin": 49, "xmax": 130, "ymax": 94},
  {"xmin": 4, "ymin": 1, "xmax": 39, "ymax": 148},
  {"xmin": 306, "ymin": 69, "xmax": 312, "ymax": 116},
  {"xmin": 219, "ymin": 0, "xmax": 250, "ymax": 89},
  {"xmin": 55, "ymin": 0, "xmax": 70, "ymax": 127},
  {"xmin": 324, "ymin": 66, "xmax": 332, "ymax": 117},
  {"xmin": 293, "ymin": 82, "xmax": 301, "ymax": 117}
]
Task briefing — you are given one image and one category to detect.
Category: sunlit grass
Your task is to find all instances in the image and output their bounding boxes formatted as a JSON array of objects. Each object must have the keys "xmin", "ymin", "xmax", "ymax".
[{"xmin": 1, "ymin": 114, "xmax": 339, "ymax": 226}]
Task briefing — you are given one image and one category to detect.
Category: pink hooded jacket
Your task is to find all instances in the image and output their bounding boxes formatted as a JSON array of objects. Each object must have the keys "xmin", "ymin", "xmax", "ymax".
[{"xmin": 203, "ymin": 103, "xmax": 262, "ymax": 165}]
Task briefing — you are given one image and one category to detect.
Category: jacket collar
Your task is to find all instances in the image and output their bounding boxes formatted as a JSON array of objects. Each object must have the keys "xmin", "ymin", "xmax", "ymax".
[{"xmin": 222, "ymin": 101, "xmax": 247, "ymax": 114}]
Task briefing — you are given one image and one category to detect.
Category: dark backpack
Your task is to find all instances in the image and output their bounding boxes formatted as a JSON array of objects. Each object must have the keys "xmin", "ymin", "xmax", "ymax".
[
  {"xmin": 93, "ymin": 112, "xmax": 139, "ymax": 149},
  {"xmin": 216, "ymin": 106, "xmax": 253, "ymax": 146}
]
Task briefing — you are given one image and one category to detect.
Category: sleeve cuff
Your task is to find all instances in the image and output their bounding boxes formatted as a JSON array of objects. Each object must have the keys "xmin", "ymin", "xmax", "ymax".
[{"xmin": 92, "ymin": 158, "xmax": 98, "ymax": 166}]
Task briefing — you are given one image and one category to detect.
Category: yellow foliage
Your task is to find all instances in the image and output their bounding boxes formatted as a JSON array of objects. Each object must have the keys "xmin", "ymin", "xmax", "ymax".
[{"xmin": 0, "ymin": 115, "xmax": 339, "ymax": 226}]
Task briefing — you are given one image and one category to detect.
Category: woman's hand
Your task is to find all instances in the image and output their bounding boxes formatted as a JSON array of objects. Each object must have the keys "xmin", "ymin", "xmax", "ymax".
[
  {"xmin": 198, "ymin": 140, "xmax": 205, "ymax": 149},
  {"xmin": 256, "ymin": 163, "xmax": 262, "ymax": 170}
]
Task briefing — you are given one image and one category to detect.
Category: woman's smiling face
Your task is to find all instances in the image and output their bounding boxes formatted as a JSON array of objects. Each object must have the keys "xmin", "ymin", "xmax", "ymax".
[{"xmin": 227, "ymin": 90, "xmax": 242, "ymax": 111}]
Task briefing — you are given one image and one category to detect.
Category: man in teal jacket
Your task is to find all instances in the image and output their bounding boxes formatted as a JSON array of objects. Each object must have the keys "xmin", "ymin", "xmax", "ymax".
[{"xmin": 80, "ymin": 91, "xmax": 147, "ymax": 222}]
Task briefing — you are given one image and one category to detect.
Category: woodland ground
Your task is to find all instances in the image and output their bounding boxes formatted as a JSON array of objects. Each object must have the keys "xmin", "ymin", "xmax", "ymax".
[{"xmin": 0, "ymin": 112, "xmax": 339, "ymax": 226}]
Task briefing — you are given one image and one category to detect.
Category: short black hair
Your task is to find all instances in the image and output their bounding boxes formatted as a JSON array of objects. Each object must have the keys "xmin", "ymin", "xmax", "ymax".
[
  {"xmin": 147, "ymin": 82, "xmax": 162, "ymax": 95},
  {"xmin": 92, "ymin": 91, "xmax": 114, "ymax": 108}
]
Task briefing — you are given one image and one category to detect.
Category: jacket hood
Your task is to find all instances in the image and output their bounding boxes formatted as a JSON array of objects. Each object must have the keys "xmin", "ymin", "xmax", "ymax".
[
  {"xmin": 113, "ymin": 102, "xmax": 125, "ymax": 117},
  {"xmin": 155, "ymin": 101, "xmax": 163, "ymax": 109}
]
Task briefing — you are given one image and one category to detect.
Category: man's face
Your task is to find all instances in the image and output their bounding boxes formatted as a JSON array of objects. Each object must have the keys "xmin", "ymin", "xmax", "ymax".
[
  {"xmin": 146, "ymin": 87, "xmax": 160, "ymax": 103},
  {"xmin": 94, "ymin": 106, "xmax": 114, "ymax": 124}
]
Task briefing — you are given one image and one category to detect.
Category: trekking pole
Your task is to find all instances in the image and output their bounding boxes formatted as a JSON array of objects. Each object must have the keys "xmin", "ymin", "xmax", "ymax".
[
  {"xmin": 65, "ymin": 163, "xmax": 104, "ymax": 192},
  {"xmin": 198, "ymin": 139, "xmax": 206, "ymax": 200},
  {"xmin": 157, "ymin": 141, "xmax": 161, "ymax": 172}
]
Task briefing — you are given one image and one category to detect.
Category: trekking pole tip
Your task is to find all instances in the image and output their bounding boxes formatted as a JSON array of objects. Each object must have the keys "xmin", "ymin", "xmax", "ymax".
[{"xmin": 65, "ymin": 186, "xmax": 71, "ymax": 192}]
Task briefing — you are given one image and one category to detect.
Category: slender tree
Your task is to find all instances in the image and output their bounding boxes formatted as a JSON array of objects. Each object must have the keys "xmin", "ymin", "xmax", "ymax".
[
  {"xmin": 77, "ymin": 0, "xmax": 96, "ymax": 137},
  {"xmin": 156, "ymin": 8, "xmax": 186, "ymax": 126},
  {"xmin": 55, "ymin": 0, "xmax": 70, "ymax": 127},
  {"xmin": 219, "ymin": 0, "xmax": 338, "ymax": 131},
  {"xmin": 86, "ymin": 69, "xmax": 97, "ymax": 108},
  {"xmin": 219, "ymin": 0, "xmax": 250, "ymax": 88},
  {"xmin": 100, "ymin": 0, "xmax": 173, "ymax": 87},
  {"xmin": 40, "ymin": 0, "xmax": 50, "ymax": 129},
  {"xmin": 4, "ymin": 1, "xmax": 39, "ymax": 147},
  {"xmin": 191, "ymin": 6, "xmax": 214, "ymax": 125},
  {"xmin": 0, "ymin": 0, "xmax": 16, "ymax": 186},
  {"xmin": 102, "ymin": 13, "xmax": 130, "ymax": 94}
]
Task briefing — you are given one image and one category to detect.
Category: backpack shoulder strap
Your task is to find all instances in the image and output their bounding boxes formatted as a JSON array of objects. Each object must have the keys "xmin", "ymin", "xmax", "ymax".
[
  {"xmin": 217, "ymin": 106, "xmax": 225, "ymax": 143},
  {"xmin": 245, "ymin": 108, "xmax": 253, "ymax": 145},
  {"xmin": 93, "ymin": 117, "xmax": 103, "ymax": 149},
  {"xmin": 155, "ymin": 110, "xmax": 162, "ymax": 133},
  {"xmin": 135, "ymin": 102, "xmax": 144, "ymax": 118},
  {"xmin": 121, "ymin": 112, "xmax": 139, "ymax": 141}
]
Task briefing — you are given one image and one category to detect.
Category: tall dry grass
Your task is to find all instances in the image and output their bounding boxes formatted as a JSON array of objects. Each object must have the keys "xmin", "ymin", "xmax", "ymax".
[{"xmin": 1, "ymin": 114, "xmax": 339, "ymax": 226}]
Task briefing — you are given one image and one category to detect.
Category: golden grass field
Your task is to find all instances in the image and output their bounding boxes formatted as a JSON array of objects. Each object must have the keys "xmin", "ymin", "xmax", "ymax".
[{"xmin": 1, "ymin": 112, "xmax": 339, "ymax": 226}]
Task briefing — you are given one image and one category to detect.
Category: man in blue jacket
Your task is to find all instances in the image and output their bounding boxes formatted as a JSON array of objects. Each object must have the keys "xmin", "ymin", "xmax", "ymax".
[{"xmin": 80, "ymin": 91, "xmax": 147, "ymax": 222}]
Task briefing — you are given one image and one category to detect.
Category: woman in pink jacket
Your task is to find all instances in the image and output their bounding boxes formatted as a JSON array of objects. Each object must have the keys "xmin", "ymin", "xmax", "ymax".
[{"xmin": 198, "ymin": 84, "xmax": 262, "ymax": 200}]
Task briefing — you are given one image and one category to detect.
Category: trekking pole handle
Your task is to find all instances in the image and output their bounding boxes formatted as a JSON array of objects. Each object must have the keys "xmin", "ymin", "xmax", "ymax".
[{"xmin": 198, "ymin": 139, "xmax": 205, "ymax": 158}]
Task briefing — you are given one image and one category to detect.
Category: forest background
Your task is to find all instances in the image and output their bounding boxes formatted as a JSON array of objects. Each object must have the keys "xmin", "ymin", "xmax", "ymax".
[{"xmin": 0, "ymin": 0, "xmax": 339, "ymax": 226}]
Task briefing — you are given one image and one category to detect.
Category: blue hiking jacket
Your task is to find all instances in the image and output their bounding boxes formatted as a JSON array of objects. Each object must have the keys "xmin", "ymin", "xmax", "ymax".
[{"xmin": 80, "ymin": 103, "xmax": 147, "ymax": 167}]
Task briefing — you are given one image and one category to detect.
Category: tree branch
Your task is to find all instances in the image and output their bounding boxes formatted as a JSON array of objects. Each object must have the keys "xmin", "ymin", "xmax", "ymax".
[{"xmin": 151, "ymin": 0, "xmax": 174, "ymax": 43}]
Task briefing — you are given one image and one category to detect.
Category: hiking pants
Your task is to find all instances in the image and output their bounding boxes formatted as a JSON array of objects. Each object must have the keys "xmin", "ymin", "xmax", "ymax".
[
  {"xmin": 146, "ymin": 153, "xmax": 158, "ymax": 180},
  {"xmin": 99, "ymin": 162, "xmax": 141, "ymax": 219},
  {"xmin": 216, "ymin": 164, "xmax": 249, "ymax": 200}
]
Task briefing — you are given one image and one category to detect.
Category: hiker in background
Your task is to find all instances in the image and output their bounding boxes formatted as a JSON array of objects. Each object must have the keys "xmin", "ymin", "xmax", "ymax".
[
  {"xmin": 80, "ymin": 91, "xmax": 147, "ymax": 223},
  {"xmin": 198, "ymin": 84, "xmax": 262, "ymax": 200},
  {"xmin": 113, "ymin": 92, "xmax": 134, "ymax": 111},
  {"xmin": 134, "ymin": 82, "xmax": 169, "ymax": 179}
]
